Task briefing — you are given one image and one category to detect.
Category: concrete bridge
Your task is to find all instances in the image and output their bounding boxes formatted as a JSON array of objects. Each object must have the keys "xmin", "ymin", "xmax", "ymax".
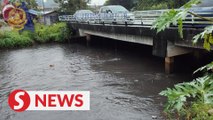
[{"xmin": 69, "ymin": 23, "xmax": 205, "ymax": 73}]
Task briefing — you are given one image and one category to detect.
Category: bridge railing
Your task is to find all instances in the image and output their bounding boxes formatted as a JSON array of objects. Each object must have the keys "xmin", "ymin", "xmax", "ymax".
[
  {"xmin": 133, "ymin": 7, "xmax": 213, "ymax": 26},
  {"xmin": 133, "ymin": 10, "xmax": 167, "ymax": 25},
  {"xmin": 58, "ymin": 15, "xmax": 76, "ymax": 22},
  {"xmin": 59, "ymin": 7, "xmax": 213, "ymax": 27}
]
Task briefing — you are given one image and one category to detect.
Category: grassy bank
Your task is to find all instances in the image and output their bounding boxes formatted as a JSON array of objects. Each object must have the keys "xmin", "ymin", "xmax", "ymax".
[
  {"xmin": 0, "ymin": 31, "xmax": 33, "ymax": 48},
  {"xmin": 34, "ymin": 22, "xmax": 71, "ymax": 43},
  {"xmin": 0, "ymin": 22, "xmax": 71, "ymax": 49}
]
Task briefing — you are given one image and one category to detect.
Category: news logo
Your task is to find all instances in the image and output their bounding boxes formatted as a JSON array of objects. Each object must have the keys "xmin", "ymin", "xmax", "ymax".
[
  {"xmin": 8, "ymin": 90, "xmax": 90, "ymax": 112},
  {"xmin": 8, "ymin": 90, "xmax": 30, "ymax": 112}
]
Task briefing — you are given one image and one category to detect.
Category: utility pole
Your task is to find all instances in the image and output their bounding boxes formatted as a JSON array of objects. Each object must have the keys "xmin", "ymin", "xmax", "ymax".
[
  {"xmin": 63, "ymin": 0, "xmax": 68, "ymax": 14},
  {"xmin": 42, "ymin": 0, "xmax": 46, "ymax": 24}
]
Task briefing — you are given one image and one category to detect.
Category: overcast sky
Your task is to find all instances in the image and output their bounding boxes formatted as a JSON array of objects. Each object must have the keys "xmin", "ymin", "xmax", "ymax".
[
  {"xmin": 89, "ymin": 0, "xmax": 107, "ymax": 5},
  {"xmin": 39, "ymin": 0, "xmax": 107, "ymax": 7},
  {"xmin": 42, "ymin": 0, "xmax": 107, "ymax": 5},
  {"xmin": 0, "ymin": 0, "xmax": 106, "ymax": 7}
]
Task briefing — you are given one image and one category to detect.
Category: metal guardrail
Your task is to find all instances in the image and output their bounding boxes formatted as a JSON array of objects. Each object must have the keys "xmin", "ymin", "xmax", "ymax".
[
  {"xmin": 134, "ymin": 8, "xmax": 213, "ymax": 26},
  {"xmin": 133, "ymin": 10, "xmax": 167, "ymax": 25},
  {"xmin": 59, "ymin": 7, "xmax": 213, "ymax": 27},
  {"xmin": 58, "ymin": 15, "xmax": 76, "ymax": 22}
]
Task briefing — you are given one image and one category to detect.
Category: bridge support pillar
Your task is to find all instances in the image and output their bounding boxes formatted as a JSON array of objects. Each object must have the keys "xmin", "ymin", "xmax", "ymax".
[
  {"xmin": 86, "ymin": 34, "xmax": 91, "ymax": 47},
  {"xmin": 165, "ymin": 57, "xmax": 174, "ymax": 74}
]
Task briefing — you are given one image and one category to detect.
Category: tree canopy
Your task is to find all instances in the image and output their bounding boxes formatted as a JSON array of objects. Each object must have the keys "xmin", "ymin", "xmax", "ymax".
[
  {"xmin": 104, "ymin": 0, "xmax": 137, "ymax": 10},
  {"xmin": 25, "ymin": 0, "xmax": 38, "ymax": 9},
  {"xmin": 104, "ymin": 0, "xmax": 190, "ymax": 10},
  {"xmin": 0, "ymin": 0, "xmax": 38, "ymax": 9},
  {"xmin": 54, "ymin": 0, "xmax": 91, "ymax": 14},
  {"xmin": 136, "ymin": 0, "xmax": 191, "ymax": 10}
]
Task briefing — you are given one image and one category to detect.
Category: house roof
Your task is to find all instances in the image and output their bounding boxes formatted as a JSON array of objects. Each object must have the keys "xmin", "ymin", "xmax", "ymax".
[
  {"xmin": 28, "ymin": 9, "xmax": 39, "ymax": 16},
  {"xmin": 28, "ymin": 9, "xmax": 57, "ymax": 16}
]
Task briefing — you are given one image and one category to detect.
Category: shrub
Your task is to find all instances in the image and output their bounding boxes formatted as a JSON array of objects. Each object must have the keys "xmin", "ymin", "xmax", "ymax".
[
  {"xmin": 190, "ymin": 103, "xmax": 213, "ymax": 120},
  {"xmin": 160, "ymin": 63, "xmax": 213, "ymax": 119},
  {"xmin": 34, "ymin": 24, "xmax": 50, "ymax": 43},
  {"xmin": 0, "ymin": 22, "xmax": 71, "ymax": 49},
  {"xmin": 0, "ymin": 31, "xmax": 33, "ymax": 48},
  {"xmin": 34, "ymin": 22, "xmax": 71, "ymax": 43}
]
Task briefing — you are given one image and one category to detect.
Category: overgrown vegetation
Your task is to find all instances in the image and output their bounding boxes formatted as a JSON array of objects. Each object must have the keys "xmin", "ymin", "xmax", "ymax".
[
  {"xmin": 160, "ymin": 70, "xmax": 213, "ymax": 119},
  {"xmin": 135, "ymin": 0, "xmax": 190, "ymax": 10},
  {"xmin": 0, "ymin": 31, "xmax": 33, "ymax": 48},
  {"xmin": 0, "ymin": 23, "xmax": 71, "ymax": 49},
  {"xmin": 104, "ymin": 0, "xmax": 190, "ymax": 10},
  {"xmin": 152, "ymin": 0, "xmax": 213, "ymax": 119},
  {"xmin": 34, "ymin": 23, "xmax": 71, "ymax": 43},
  {"xmin": 54, "ymin": 0, "xmax": 91, "ymax": 14}
]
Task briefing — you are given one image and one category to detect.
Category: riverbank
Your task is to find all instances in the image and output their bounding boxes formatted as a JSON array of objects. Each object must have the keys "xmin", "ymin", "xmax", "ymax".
[{"xmin": 0, "ymin": 23, "xmax": 71, "ymax": 49}]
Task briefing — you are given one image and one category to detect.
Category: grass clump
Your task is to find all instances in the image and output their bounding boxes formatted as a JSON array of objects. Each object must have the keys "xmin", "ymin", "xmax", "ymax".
[
  {"xmin": 0, "ymin": 31, "xmax": 33, "ymax": 48},
  {"xmin": 34, "ymin": 22, "xmax": 71, "ymax": 43},
  {"xmin": 0, "ymin": 22, "xmax": 71, "ymax": 49}
]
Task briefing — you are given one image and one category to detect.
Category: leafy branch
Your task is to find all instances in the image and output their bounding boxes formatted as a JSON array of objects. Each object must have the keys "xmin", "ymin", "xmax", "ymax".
[
  {"xmin": 152, "ymin": 0, "xmax": 201, "ymax": 38},
  {"xmin": 194, "ymin": 61, "xmax": 213, "ymax": 74},
  {"xmin": 152, "ymin": 0, "xmax": 213, "ymax": 50},
  {"xmin": 160, "ymin": 61, "xmax": 213, "ymax": 119},
  {"xmin": 187, "ymin": 11, "xmax": 213, "ymax": 22},
  {"xmin": 193, "ymin": 26, "xmax": 213, "ymax": 51},
  {"xmin": 160, "ymin": 75, "xmax": 213, "ymax": 116}
]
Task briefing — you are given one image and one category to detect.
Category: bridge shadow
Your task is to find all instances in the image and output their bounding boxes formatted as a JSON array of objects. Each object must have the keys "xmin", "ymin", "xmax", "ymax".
[{"xmin": 68, "ymin": 35, "xmax": 213, "ymax": 76}]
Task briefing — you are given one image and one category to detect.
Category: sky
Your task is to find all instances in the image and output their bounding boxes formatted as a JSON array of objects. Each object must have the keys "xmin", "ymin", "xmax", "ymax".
[
  {"xmin": 37, "ymin": 0, "xmax": 107, "ymax": 7},
  {"xmin": 89, "ymin": 0, "xmax": 107, "ymax": 5},
  {"xmin": 36, "ymin": 0, "xmax": 58, "ymax": 8},
  {"xmin": 0, "ymin": 0, "xmax": 106, "ymax": 7}
]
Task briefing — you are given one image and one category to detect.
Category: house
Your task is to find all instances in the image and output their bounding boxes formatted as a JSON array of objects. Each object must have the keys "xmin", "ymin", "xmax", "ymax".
[
  {"xmin": 40, "ymin": 10, "xmax": 58, "ymax": 25},
  {"xmin": 28, "ymin": 9, "xmax": 58, "ymax": 25}
]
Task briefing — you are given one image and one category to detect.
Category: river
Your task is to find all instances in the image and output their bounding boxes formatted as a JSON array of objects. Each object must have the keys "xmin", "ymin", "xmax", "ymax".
[{"xmin": 0, "ymin": 43, "xmax": 191, "ymax": 120}]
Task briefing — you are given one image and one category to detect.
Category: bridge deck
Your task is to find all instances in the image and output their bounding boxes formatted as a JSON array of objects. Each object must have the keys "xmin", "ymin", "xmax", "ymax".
[{"xmin": 70, "ymin": 23, "xmax": 204, "ymax": 49}]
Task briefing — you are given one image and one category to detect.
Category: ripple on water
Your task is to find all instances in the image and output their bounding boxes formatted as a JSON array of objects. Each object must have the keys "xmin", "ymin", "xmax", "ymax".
[{"xmin": 0, "ymin": 44, "xmax": 191, "ymax": 120}]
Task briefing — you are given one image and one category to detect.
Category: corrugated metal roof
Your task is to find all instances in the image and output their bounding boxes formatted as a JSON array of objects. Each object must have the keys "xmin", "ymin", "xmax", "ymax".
[
  {"xmin": 28, "ymin": 9, "xmax": 56, "ymax": 16},
  {"xmin": 28, "ymin": 9, "xmax": 40, "ymax": 15}
]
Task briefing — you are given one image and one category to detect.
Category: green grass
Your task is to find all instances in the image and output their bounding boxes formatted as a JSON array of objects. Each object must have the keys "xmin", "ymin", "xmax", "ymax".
[
  {"xmin": 0, "ymin": 22, "xmax": 71, "ymax": 49},
  {"xmin": 0, "ymin": 31, "xmax": 33, "ymax": 48},
  {"xmin": 34, "ymin": 23, "xmax": 71, "ymax": 43}
]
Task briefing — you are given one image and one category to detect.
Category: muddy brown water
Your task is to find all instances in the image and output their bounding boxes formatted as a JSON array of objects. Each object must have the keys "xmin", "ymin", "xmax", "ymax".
[{"xmin": 0, "ymin": 43, "xmax": 191, "ymax": 120}]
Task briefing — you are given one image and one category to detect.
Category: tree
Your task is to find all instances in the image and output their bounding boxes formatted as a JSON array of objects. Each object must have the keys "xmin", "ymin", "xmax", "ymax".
[
  {"xmin": 25, "ymin": 0, "xmax": 38, "ymax": 9},
  {"xmin": 54, "ymin": 0, "xmax": 91, "ymax": 14},
  {"xmin": 104, "ymin": 0, "xmax": 138, "ymax": 10},
  {"xmin": 6, "ymin": 0, "xmax": 38, "ymax": 9},
  {"xmin": 135, "ymin": 0, "xmax": 190, "ymax": 10}
]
